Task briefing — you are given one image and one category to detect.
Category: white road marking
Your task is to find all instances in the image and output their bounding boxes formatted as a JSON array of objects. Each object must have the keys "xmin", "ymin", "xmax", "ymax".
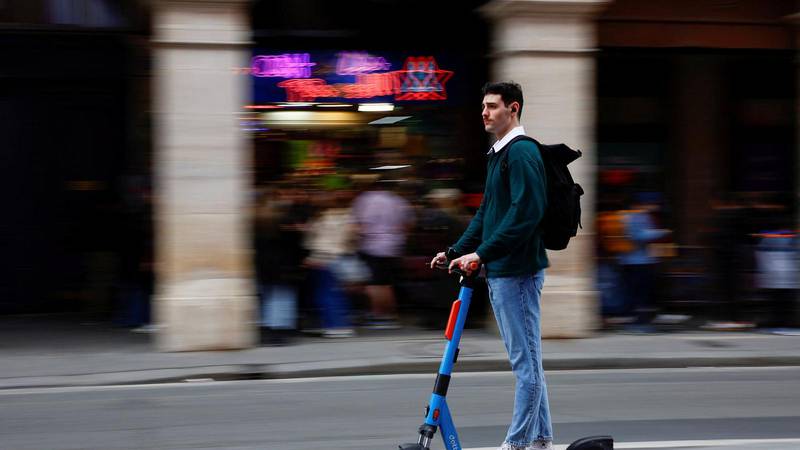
[{"xmin": 468, "ymin": 438, "xmax": 800, "ymax": 449}]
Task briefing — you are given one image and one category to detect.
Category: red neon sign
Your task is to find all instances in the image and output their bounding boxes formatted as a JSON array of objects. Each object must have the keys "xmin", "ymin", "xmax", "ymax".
[
  {"xmin": 342, "ymin": 73, "xmax": 398, "ymax": 98},
  {"xmin": 395, "ymin": 57, "xmax": 453, "ymax": 101},
  {"xmin": 274, "ymin": 56, "xmax": 452, "ymax": 102},
  {"xmin": 277, "ymin": 79, "xmax": 340, "ymax": 102}
]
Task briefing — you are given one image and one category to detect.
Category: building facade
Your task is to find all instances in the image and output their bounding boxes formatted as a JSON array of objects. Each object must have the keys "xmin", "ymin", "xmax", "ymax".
[
  {"xmin": 2, "ymin": 0, "xmax": 796, "ymax": 349},
  {"xmin": 150, "ymin": 0, "xmax": 800, "ymax": 349}
]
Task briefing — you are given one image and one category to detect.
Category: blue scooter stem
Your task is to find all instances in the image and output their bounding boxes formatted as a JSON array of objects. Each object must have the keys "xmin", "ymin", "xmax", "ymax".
[
  {"xmin": 417, "ymin": 275, "xmax": 475, "ymax": 450},
  {"xmin": 402, "ymin": 257, "xmax": 614, "ymax": 450},
  {"xmin": 399, "ymin": 251, "xmax": 480, "ymax": 450},
  {"xmin": 436, "ymin": 285, "xmax": 471, "ymax": 379}
]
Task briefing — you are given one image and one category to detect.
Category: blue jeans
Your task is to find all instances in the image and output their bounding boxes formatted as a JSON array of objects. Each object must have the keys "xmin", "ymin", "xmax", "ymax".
[
  {"xmin": 311, "ymin": 267, "xmax": 351, "ymax": 329},
  {"xmin": 260, "ymin": 284, "xmax": 297, "ymax": 330},
  {"xmin": 487, "ymin": 270, "xmax": 552, "ymax": 446}
]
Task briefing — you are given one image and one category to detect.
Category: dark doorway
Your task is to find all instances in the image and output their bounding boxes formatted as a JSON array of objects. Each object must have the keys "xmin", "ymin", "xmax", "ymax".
[{"xmin": 0, "ymin": 31, "xmax": 152, "ymax": 322}]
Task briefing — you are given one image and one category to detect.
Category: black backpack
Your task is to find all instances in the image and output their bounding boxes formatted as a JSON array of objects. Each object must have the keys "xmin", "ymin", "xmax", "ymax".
[{"xmin": 500, "ymin": 135, "xmax": 584, "ymax": 251}]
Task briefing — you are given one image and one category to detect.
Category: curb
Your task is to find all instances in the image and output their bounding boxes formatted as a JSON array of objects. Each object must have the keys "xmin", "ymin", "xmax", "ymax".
[
  {"xmin": 3, "ymin": 355, "xmax": 800, "ymax": 390},
  {"xmin": 262, "ymin": 355, "xmax": 800, "ymax": 379}
]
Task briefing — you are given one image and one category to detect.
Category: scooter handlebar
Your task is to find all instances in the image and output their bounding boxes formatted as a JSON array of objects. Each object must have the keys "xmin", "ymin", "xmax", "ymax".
[{"xmin": 433, "ymin": 249, "xmax": 480, "ymax": 279}]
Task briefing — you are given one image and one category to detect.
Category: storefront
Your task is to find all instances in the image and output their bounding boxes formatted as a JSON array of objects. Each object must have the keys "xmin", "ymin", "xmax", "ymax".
[
  {"xmin": 153, "ymin": 0, "xmax": 800, "ymax": 348},
  {"xmin": 246, "ymin": 50, "xmax": 484, "ymax": 189},
  {"xmin": 595, "ymin": 0, "xmax": 798, "ymax": 321},
  {"xmin": 243, "ymin": 40, "xmax": 494, "ymax": 329}
]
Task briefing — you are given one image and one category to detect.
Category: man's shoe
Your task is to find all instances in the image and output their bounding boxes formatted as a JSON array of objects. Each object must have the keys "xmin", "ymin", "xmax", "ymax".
[
  {"xmin": 498, "ymin": 442, "xmax": 526, "ymax": 450},
  {"xmin": 528, "ymin": 440, "xmax": 553, "ymax": 450}
]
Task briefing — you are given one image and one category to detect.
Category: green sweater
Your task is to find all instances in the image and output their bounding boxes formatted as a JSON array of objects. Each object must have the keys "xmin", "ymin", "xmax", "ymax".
[{"xmin": 452, "ymin": 139, "xmax": 549, "ymax": 278}]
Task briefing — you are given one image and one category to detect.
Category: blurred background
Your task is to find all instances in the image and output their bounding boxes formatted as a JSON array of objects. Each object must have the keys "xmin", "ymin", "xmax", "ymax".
[{"xmin": 1, "ymin": 0, "xmax": 799, "ymax": 350}]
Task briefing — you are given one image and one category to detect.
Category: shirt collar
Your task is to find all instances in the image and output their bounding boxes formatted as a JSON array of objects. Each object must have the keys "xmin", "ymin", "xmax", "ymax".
[{"xmin": 488, "ymin": 126, "xmax": 526, "ymax": 154}]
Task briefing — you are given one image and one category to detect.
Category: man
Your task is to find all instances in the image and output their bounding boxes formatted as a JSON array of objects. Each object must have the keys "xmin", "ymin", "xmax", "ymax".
[{"xmin": 430, "ymin": 82, "xmax": 552, "ymax": 450}]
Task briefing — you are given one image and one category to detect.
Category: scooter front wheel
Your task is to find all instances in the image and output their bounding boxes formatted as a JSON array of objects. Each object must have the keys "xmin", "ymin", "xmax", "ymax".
[{"xmin": 398, "ymin": 444, "xmax": 426, "ymax": 450}]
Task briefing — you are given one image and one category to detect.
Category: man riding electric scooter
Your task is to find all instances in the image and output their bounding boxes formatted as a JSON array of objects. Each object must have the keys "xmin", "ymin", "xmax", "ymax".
[{"xmin": 400, "ymin": 82, "xmax": 611, "ymax": 450}]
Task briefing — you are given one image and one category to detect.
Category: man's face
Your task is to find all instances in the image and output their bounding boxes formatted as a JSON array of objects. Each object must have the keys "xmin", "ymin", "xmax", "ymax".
[{"xmin": 482, "ymin": 93, "xmax": 516, "ymax": 135}]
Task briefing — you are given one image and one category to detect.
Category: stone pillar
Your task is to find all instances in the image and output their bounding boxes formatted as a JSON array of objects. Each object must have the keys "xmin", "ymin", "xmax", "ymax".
[
  {"xmin": 152, "ymin": 0, "xmax": 256, "ymax": 351},
  {"xmin": 793, "ymin": 12, "xmax": 800, "ymax": 328},
  {"xmin": 482, "ymin": 0, "xmax": 610, "ymax": 338}
]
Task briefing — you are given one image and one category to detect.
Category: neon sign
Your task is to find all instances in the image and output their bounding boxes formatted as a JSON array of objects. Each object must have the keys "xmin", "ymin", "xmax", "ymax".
[
  {"xmin": 251, "ymin": 53, "xmax": 316, "ymax": 78},
  {"xmin": 336, "ymin": 52, "xmax": 391, "ymax": 75},
  {"xmin": 272, "ymin": 57, "xmax": 451, "ymax": 102},
  {"xmin": 396, "ymin": 57, "xmax": 453, "ymax": 101},
  {"xmin": 277, "ymin": 79, "xmax": 339, "ymax": 102},
  {"xmin": 277, "ymin": 72, "xmax": 400, "ymax": 102},
  {"xmin": 345, "ymin": 73, "xmax": 398, "ymax": 98},
  {"xmin": 252, "ymin": 51, "xmax": 457, "ymax": 103}
]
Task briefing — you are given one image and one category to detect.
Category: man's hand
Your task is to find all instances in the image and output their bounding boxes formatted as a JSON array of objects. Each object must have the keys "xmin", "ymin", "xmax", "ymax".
[
  {"xmin": 430, "ymin": 251, "xmax": 448, "ymax": 269},
  {"xmin": 449, "ymin": 252, "xmax": 481, "ymax": 276}
]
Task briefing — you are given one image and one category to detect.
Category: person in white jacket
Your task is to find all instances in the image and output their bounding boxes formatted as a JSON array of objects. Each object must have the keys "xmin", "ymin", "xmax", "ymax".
[{"xmin": 304, "ymin": 190, "xmax": 362, "ymax": 338}]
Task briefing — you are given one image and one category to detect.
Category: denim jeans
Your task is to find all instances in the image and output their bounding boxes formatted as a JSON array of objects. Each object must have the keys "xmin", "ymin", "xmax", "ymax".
[
  {"xmin": 487, "ymin": 270, "xmax": 552, "ymax": 446},
  {"xmin": 260, "ymin": 284, "xmax": 297, "ymax": 330},
  {"xmin": 311, "ymin": 267, "xmax": 351, "ymax": 329}
]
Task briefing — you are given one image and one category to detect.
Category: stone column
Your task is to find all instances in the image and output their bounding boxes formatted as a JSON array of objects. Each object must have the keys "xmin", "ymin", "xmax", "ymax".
[
  {"xmin": 152, "ymin": 0, "xmax": 256, "ymax": 351},
  {"xmin": 793, "ymin": 12, "xmax": 800, "ymax": 328},
  {"xmin": 482, "ymin": 0, "xmax": 610, "ymax": 338}
]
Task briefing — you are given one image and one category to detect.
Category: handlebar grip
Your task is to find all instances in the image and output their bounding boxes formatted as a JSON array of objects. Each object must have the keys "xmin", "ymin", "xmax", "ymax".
[
  {"xmin": 432, "ymin": 262, "xmax": 470, "ymax": 278},
  {"xmin": 432, "ymin": 249, "xmax": 481, "ymax": 280}
]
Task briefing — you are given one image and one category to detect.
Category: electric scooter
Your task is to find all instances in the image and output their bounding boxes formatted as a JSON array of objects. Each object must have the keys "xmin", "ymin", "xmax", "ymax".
[{"xmin": 399, "ymin": 249, "xmax": 613, "ymax": 450}]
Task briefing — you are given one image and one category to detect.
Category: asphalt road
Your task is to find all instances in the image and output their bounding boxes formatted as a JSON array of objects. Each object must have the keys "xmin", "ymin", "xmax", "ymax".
[{"xmin": 1, "ymin": 366, "xmax": 799, "ymax": 450}]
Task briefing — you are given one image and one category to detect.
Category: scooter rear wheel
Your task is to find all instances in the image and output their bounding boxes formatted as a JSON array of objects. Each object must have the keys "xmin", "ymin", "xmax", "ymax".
[{"xmin": 566, "ymin": 435, "xmax": 614, "ymax": 450}]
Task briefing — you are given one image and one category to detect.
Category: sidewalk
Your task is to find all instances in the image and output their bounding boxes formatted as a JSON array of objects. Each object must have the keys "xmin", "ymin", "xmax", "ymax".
[{"xmin": 2, "ymin": 316, "xmax": 800, "ymax": 390}]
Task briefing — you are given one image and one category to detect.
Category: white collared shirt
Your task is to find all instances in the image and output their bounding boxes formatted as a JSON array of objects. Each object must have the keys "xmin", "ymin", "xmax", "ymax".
[{"xmin": 487, "ymin": 126, "xmax": 526, "ymax": 154}]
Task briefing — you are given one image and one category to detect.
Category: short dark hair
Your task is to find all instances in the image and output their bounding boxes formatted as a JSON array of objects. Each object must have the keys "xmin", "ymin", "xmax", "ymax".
[{"xmin": 482, "ymin": 81, "xmax": 524, "ymax": 119}]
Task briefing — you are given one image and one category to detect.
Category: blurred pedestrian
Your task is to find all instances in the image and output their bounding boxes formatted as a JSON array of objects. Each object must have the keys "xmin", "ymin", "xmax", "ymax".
[
  {"xmin": 254, "ymin": 183, "xmax": 309, "ymax": 345},
  {"xmin": 754, "ymin": 231, "xmax": 798, "ymax": 328},
  {"xmin": 352, "ymin": 177, "xmax": 414, "ymax": 329},
  {"xmin": 596, "ymin": 196, "xmax": 633, "ymax": 322},
  {"xmin": 303, "ymin": 189, "xmax": 362, "ymax": 338},
  {"xmin": 431, "ymin": 82, "xmax": 552, "ymax": 450},
  {"xmin": 114, "ymin": 174, "xmax": 153, "ymax": 331},
  {"xmin": 405, "ymin": 188, "xmax": 468, "ymax": 328},
  {"xmin": 752, "ymin": 197, "xmax": 799, "ymax": 331},
  {"xmin": 618, "ymin": 193, "xmax": 671, "ymax": 332}
]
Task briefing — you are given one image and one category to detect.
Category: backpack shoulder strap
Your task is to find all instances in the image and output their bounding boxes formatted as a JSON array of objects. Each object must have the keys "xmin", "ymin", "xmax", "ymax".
[
  {"xmin": 502, "ymin": 135, "xmax": 537, "ymax": 154},
  {"xmin": 500, "ymin": 135, "xmax": 538, "ymax": 174}
]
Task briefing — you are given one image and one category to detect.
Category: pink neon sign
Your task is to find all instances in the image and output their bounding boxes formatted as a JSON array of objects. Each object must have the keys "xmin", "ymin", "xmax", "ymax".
[
  {"xmin": 251, "ymin": 53, "xmax": 316, "ymax": 78},
  {"xmin": 336, "ymin": 52, "xmax": 391, "ymax": 75}
]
